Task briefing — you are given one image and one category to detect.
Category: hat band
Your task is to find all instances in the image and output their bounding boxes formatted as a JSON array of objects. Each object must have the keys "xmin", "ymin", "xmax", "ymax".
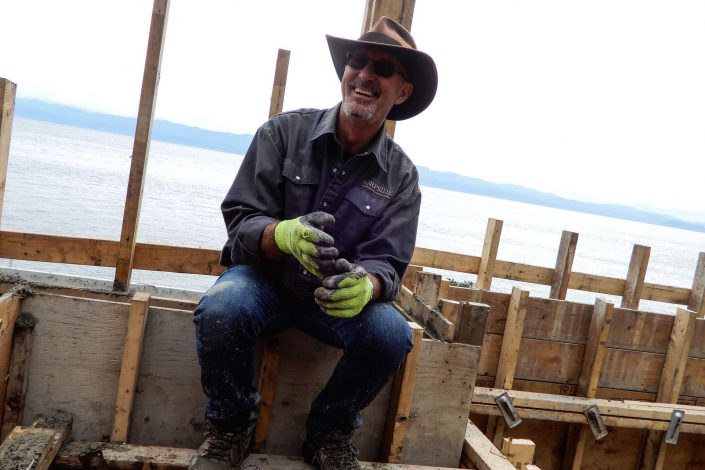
[{"xmin": 358, "ymin": 32, "xmax": 405, "ymax": 48}]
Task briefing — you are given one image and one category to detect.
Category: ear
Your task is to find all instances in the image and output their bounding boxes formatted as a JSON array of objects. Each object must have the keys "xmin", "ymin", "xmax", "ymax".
[{"xmin": 394, "ymin": 82, "xmax": 414, "ymax": 105}]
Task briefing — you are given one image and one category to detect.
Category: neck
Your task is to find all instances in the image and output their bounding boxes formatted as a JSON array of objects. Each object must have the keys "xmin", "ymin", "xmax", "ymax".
[{"xmin": 336, "ymin": 109, "xmax": 384, "ymax": 154}]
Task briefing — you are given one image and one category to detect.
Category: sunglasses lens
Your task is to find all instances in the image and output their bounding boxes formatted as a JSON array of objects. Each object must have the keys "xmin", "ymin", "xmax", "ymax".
[
  {"xmin": 346, "ymin": 53, "xmax": 367, "ymax": 70},
  {"xmin": 346, "ymin": 53, "xmax": 401, "ymax": 79},
  {"xmin": 372, "ymin": 60, "xmax": 396, "ymax": 78}
]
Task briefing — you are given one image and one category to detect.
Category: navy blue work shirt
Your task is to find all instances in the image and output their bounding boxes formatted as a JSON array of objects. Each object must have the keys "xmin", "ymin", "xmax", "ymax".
[{"xmin": 220, "ymin": 103, "xmax": 421, "ymax": 301}]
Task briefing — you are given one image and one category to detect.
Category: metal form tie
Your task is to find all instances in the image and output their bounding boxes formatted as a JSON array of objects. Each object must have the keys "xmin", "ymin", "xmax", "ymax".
[
  {"xmin": 665, "ymin": 409, "xmax": 685, "ymax": 445},
  {"xmin": 584, "ymin": 405, "xmax": 608, "ymax": 440},
  {"xmin": 495, "ymin": 391, "xmax": 522, "ymax": 429}
]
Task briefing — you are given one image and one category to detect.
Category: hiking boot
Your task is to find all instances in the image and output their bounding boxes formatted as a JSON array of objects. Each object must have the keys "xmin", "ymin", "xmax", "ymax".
[
  {"xmin": 302, "ymin": 441, "xmax": 361, "ymax": 470},
  {"xmin": 188, "ymin": 423, "xmax": 254, "ymax": 470}
]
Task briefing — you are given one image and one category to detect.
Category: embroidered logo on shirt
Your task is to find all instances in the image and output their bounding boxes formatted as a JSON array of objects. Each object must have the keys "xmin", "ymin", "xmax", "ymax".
[{"xmin": 361, "ymin": 180, "xmax": 392, "ymax": 199}]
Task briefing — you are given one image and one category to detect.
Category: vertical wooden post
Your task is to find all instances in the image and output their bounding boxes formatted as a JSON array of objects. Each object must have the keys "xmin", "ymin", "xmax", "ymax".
[
  {"xmin": 640, "ymin": 307, "xmax": 697, "ymax": 470},
  {"xmin": 111, "ymin": 293, "xmax": 151, "ymax": 443},
  {"xmin": 360, "ymin": 0, "xmax": 416, "ymax": 139},
  {"xmin": 0, "ymin": 78, "xmax": 17, "ymax": 227},
  {"xmin": 688, "ymin": 252, "xmax": 705, "ymax": 318},
  {"xmin": 416, "ymin": 271, "xmax": 441, "ymax": 306},
  {"xmin": 253, "ymin": 338, "xmax": 280, "ymax": 453},
  {"xmin": 477, "ymin": 218, "xmax": 503, "ymax": 291},
  {"xmin": 113, "ymin": 0, "xmax": 171, "ymax": 292},
  {"xmin": 0, "ymin": 292, "xmax": 23, "ymax": 427},
  {"xmin": 486, "ymin": 287, "xmax": 528, "ymax": 447},
  {"xmin": 550, "ymin": 231, "xmax": 579, "ymax": 300},
  {"xmin": 1, "ymin": 314, "xmax": 35, "ymax": 440},
  {"xmin": 562, "ymin": 298, "xmax": 614, "ymax": 470},
  {"xmin": 268, "ymin": 49, "xmax": 290, "ymax": 119},
  {"xmin": 621, "ymin": 244, "xmax": 651, "ymax": 309},
  {"xmin": 382, "ymin": 322, "xmax": 424, "ymax": 462}
]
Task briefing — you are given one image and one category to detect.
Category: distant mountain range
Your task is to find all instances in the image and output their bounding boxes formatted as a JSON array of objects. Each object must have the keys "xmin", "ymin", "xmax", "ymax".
[{"xmin": 14, "ymin": 98, "xmax": 705, "ymax": 233}]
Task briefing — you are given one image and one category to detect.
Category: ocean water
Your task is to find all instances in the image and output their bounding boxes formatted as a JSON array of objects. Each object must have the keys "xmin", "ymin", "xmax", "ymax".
[{"xmin": 4, "ymin": 118, "xmax": 704, "ymax": 313}]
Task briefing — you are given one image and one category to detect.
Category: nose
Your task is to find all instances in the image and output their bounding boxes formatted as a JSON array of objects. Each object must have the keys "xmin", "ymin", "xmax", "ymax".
[{"xmin": 356, "ymin": 62, "xmax": 377, "ymax": 81}]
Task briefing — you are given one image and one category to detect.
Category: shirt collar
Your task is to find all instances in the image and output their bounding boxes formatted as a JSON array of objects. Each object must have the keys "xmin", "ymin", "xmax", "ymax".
[{"xmin": 309, "ymin": 103, "xmax": 389, "ymax": 172}]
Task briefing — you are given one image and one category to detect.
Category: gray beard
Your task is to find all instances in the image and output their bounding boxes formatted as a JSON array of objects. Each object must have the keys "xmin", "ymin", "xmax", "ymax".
[{"xmin": 342, "ymin": 99, "xmax": 375, "ymax": 121}]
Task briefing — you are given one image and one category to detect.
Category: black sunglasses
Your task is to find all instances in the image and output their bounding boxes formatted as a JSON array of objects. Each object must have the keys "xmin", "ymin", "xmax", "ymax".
[{"xmin": 345, "ymin": 52, "xmax": 408, "ymax": 81}]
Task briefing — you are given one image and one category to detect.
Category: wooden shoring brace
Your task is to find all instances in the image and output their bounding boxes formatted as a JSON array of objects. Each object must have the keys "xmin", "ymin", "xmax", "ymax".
[
  {"xmin": 561, "ymin": 298, "xmax": 614, "ymax": 470},
  {"xmin": 476, "ymin": 219, "xmax": 503, "ymax": 291},
  {"xmin": 268, "ymin": 49, "xmax": 290, "ymax": 119},
  {"xmin": 111, "ymin": 292, "xmax": 151, "ymax": 443},
  {"xmin": 439, "ymin": 299, "xmax": 489, "ymax": 346},
  {"xmin": 382, "ymin": 322, "xmax": 424, "ymax": 463},
  {"xmin": 486, "ymin": 287, "xmax": 529, "ymax": 447},
  {"xmin": 688, "ymin": 252, "xmax": 705, "ymax": 318},
  {"xmin": 416, "ymin": 271, "xmax": 441, "ymax": 307},
  {"xmin": 113, "ymin": 0, "xmax": 171, "ymax": 292},
  {"xmin": 1, "ymin": 314, "xmax": 36, "ymax": 441},
  {"xmin": 0, "ymin": 78, "xmax": 17, "ymax": 226},
  {"xmin": 253, "ymin": 338, "xmax": 280, "ymax": 453},
  {"xmin": 464, "ymin": 420, "xmax": 522, "ymax": 470},
  {"xmin": 621, "ymin": 244, "xmax": 651, "ymax": 310},
  {"xmin": 501, "ymin": 437, "xmax": 537, "ymax": 469},
  {"xmin": 0, "ymin": 292, "xmax": 24, "ymax": 427},
  {"xmin": 550, "ymin": 231, "xmax": 579, "ymax": 300},
  {"xmin": 401, "ymin": 265, "xmax": 422, "ymax": 292},
  {"xmin": 639, "ymin": 307, "xmax": 697, "ymax": 470},
  {"xmin": 0, "ymin": 414, "xmax": 72, "ymax": 470}
]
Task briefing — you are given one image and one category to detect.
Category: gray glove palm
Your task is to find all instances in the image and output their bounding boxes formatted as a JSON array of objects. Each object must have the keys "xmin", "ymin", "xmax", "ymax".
[{"xmin": 274, "ymin": 211, "xmax": 338, "ymax": 278}]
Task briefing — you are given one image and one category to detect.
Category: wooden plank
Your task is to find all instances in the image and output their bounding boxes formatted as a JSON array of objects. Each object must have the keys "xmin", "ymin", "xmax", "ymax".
[
  {"xmin": 268, "ymin": 49, "xmax": 290, "ymax": 118},
  {"xmin": 382, "ymin": 322, "xmax": 424, "ymax": 462},
  {"xmin": 0, "ymin": 292, "xmax": 23, "ymax": 426},
  {"xmin": 689, "ymin": 252, "xmax": 705, "ymax": 317},
  {"xmin": 113, "ymin": 0, "xmax": 171, "ymax": 292},
  {"xmin": 476, "ymin": 218, "xmax": 503, "ymax": 290},
  {"xmin": 397, "ymin": 285, "xmax": 454, "ymax": 340},
  {"xmin": 1, "ymin": 314, "xmax": 35, "ymax": 441},
  {"xmin": 253, "ymin": 338, "xmax": 280, "ymax": 453},
  {"xmin": 486, "ymin": 287, "xmax": 528, "ymax": 447},
  {"xmin": 501, "ymin": 437, "xmax": 535, "ymax": 469},
  {"xmin": 456, "ymin": 302, "xmax": 490, "ymax": 346},
  {"xmin": 111, "ymin": 292, "xmax": 151, "ymax": 443},
  {"xmin": 464, "ymin": 420, "xmax": 517, "ymax": 470},
  {"xmin": 401, "ymin": 264, "xmax": 422, "ymax": 291},
  {"xmin": 0, "ymin": 78, "xmax": 17, "ymax": 226},
  {"xmin": 416, "ymin": 271, "xmax": 441, "ymax": 306},
  {"xmin": 56, "ymin": 443, "xmax": 459, "ymax": 469},
  {"xmin": 562, "ymin": 298, "xmax": 614, "ymax": 470},
  {"xmin": 621, "ymin": 244, "xmax": 651, "ymax": 309},
  {"xmin": 550, "ymin": 231, "xmax": 579, "ymax": 299},
  {"xmin": 641, "ymin": 307, "xmax": 698, "ymax": 470},
  {"xmin": 411, "ymin": 247, "xmax": 481, "ymax": 275},
  {"xmin": 0, "ymin": 414, "xmax": 72, "ymax": 470},
  {"xmin": 133, "ymin": 242, "xmax": 223, "ymax": 275}
]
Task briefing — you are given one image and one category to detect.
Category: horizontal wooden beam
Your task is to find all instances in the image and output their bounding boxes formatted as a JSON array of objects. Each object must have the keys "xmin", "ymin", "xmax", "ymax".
[
  {"xmin": 463, "ymin": 420, "xmax": 517, "ymax": 470},
  {"xmin": 0, "ymin": 231, "xmax": 694, "ymax": 305},
  {"xmin": 54, "ymin": 442, "xmax": 461, "ymax": 469}
]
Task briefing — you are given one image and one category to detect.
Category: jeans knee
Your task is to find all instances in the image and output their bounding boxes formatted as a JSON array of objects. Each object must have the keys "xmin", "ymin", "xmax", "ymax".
[{"xmin": 358, "ymin": 304, "xmax": 413, "ymax": 370}]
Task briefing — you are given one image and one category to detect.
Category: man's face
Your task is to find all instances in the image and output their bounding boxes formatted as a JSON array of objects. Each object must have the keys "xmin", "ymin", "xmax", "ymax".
[{"xmin": 341, "ymin": 47, "xmax": 413, "ymax": 124}]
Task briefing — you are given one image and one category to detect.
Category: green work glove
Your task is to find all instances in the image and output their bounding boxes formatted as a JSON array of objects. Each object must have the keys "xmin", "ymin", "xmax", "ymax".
[
  {"xmin": 274, "ymin": 212, "xmax": 338, "ymax": 278},
  {"xmin": 314, "ymin": 259, "xmax": 374, "ymax": 318}
]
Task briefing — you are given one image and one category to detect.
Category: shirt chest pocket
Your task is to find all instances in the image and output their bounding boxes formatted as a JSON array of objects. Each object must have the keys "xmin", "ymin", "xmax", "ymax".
[
  {"xmin": 282, "ymin": 160, "xmax": 320, "ymax": 216},
  {"xmin": 343, "ymin": 186, "xmax": 388, "ymax": 218}
]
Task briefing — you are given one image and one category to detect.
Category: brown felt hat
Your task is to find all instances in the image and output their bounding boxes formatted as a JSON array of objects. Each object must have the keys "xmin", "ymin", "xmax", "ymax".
[{"xmin": 326, "ymin": 16, "xmax": 438, "ymax": 121}]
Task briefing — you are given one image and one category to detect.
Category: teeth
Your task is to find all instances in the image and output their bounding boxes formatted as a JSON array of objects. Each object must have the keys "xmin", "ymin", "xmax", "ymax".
[{"xmin": 354, "ymin": 87, "xmax": 374, "ymax": 97}]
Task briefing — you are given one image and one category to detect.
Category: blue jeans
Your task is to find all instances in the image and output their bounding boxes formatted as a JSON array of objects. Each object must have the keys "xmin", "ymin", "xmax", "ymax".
[{"xmin": 193, "ymin": 265, "xmax": 413, "ymax": 441}]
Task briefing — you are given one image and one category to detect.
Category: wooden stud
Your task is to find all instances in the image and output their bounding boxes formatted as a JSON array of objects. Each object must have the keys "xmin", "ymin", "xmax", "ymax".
[
  {"xmin": 688, "ymin": 252, "xmax": 705, "ymax": 318},
  {"xmin": 477, "ymin": 219, "xmax": 503, "ymax": 290},
  {"xmin": 0, "ymin": 292, "xmax": 23, "ymax": 427},
  {"xmin": 401, "ymin": 264, "xmax": 422, "ymax": 292},
  {"xmin": 621, "ymin": 244, "xmax": 651, "ymax": 309},
  {"xmin": 111, "ymin": 292, "xmax": 151, "ymax": 443},
  {"xmin": 464, "ymin": 420, "xmax": 518, "ymax": 470},
  {"xmin": 253, "ymin": 338, "xmax": 280, "ymax": 453},
  {"xmin": 0, "ymin": 414, "xmax": 72, "ymax": 470},
  {"xmin": 113, "ymin": 0, "xmax": 171, "ymax": 292},
  {"xmin": 453, "ymin": 301, "xmax": 490, "ymax": 346},
  {"xmin": 0, "ymin": 78, "xmax": 17, "ymax": 227},
  {"xmin": 1, "ymin": 314, "xmax": 35, "ymax": 441},
  {"xmin": 268, "ymin": 49, "xmax": 290, "ymax": 119},
  {"xmin": 382, "ymin": 322, "xmax": 424, "ymax": 463},
  {"xmin": 562, "ymin": 298, "xmax": 614, "ymax": 470},
  {"xmin": 500, "ymin": 437, "xmax": 536, "ymax": 468},
  {"xmin": 397, "ymin": 286, "xmax": 454, "ymax": 340},
  {"xmin": 486, "ymin": 287, "xmax": 528, "ymax": 447},
  {"xmin": 640, "ymin": 307, "xmax": 697, "ymax": 470},
  {"xmin": 415, "ymin": 271, "xmax": 441, "ymax": 306},
  {"xmin": 439, "ymin": 278, "xmax": 450, "ymax": 301},
  {"xmin": 550, "ymin": 231, "xmax": 579, "ymax": 299}
]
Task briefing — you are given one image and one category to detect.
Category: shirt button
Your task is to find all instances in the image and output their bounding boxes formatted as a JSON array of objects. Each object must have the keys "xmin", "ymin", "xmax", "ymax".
[
  {"xmin": 295, "ymin": 176, "xmax": 301, "ymax": 181},
  {"xmin": 341, "ymin": 170, "xmax": 346, "ymax": 176},
  {"xmin": 332, "ymin": 168, "xmax": 338, "ymax": 173},
  {"xmin": 322, "ymin": 201, "xmax": 328, "ymax": 207},
  {"xmin": 302, "ymin": 269, "xmax": 308, "ymax": 275},
  {"xmin": 365, "ymin": 205, "xmax": 371, "ymax": 210}
]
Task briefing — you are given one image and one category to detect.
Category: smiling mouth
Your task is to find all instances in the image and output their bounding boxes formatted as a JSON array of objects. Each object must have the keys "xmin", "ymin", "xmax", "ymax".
[{"xmin": 353, "ymin": 86, "xmax": 377, "ymax": 98}]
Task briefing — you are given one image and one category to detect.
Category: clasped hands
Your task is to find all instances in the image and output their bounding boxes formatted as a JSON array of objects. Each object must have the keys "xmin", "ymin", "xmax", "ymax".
[{"xmin": 274, "ymin": 211, "xmax": 373, "ymax": 318}]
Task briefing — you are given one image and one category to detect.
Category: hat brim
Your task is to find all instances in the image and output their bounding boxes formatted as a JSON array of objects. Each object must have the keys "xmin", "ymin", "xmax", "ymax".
[{"xmin": 326, "ymin": 35, "xmax": 438, "ymax": 121}]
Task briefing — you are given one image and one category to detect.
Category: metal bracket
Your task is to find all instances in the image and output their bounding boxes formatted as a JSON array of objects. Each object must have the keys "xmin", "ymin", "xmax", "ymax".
[
  {"xmin": 584, "ymin": 405, "xmax": 608, "ymax": 440},
  {"xmin": 495, "ymin": 391, "xmax": 522, "ymax": 429},
  {"xmin": 665, "ymin": 409, "xmax": 684, "ymax": 445}
]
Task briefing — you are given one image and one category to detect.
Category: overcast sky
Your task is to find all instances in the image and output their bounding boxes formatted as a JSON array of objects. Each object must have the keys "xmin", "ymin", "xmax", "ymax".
[{"xmin": 2, "ymin": 1, "xmax": 704, "ymax": 221}]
